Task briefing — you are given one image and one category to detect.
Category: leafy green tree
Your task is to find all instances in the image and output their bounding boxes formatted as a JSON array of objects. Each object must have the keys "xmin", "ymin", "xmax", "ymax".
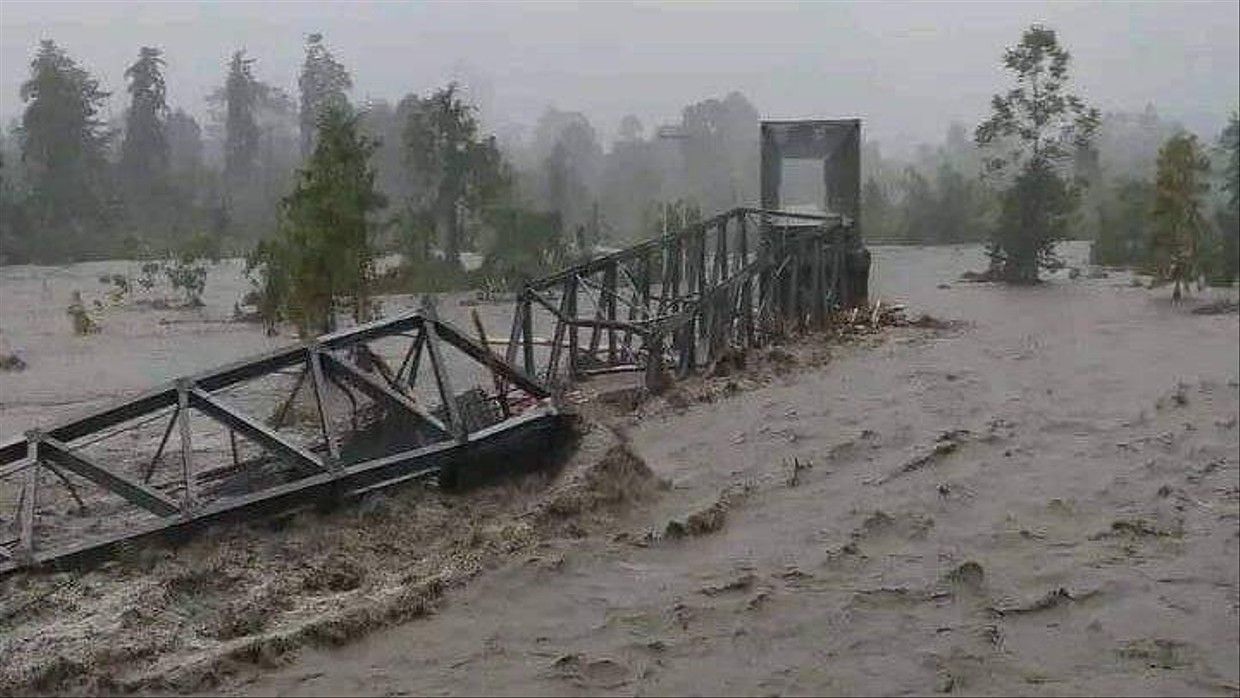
[
  {"xmin": 211, "ymin": 50, "xmax": 295, "ymax": 243},
  {"xmin": 933, "ymin": 161, "xmax": 988, "ymax": 243},
  {"xmin": 1092, "ymin": 178, "xmax": 1155, "ymax": 267},
  {"xmin": 546, "ymin": 121, "xmax": 600, "ymax": 233},
  {"xmin": 1149, "ymin": 133, "xmax": 1210, "ymax": 300},
  {"xmin": 0, "ymin": 150, "xmax": 33, "ymax": 263},
  {"xmin": 1222, "ymin": 112, "xmax": 1239, "ymax": 212},
  {"xmin": 401, "ymin": 83, "xmax": 509, "ymax": 267},
  {"xmin": 120, "ymin": 47, "xmax": 169, "ymax": 190},
  {"xmin": 534, "ymin": 108, "xmax": 602, "ymax": 234},
  {"xmin": 357, "ymin": 98, "xmax": 407, "ymax": 225},
  {"xmin": 298, "ymin": 33, "xmax": 351, "ymax": 160},
  {"xmin": 860, "ymin": 176, "xmax": 894, "ymax": 242},
  {"xmin": 167, "ymin": 108, "xmax": 202, "ymax": 176},
  {"xmin": 896, "ymin": 167, "xmax": 935, "ymax": 243},
  {"xmin": 599, "ymin": 118, "xmax": 663, "ymax": 242},
  {"xmin": 18, "ymin": 40, "xmax": 113, "ymax": 260},
  {"xmin": 481, "ymin": 207, "xmax": 566, "ymax": 285},
  {"xmin": 163, "ymin": 231, "xmax": 221, "ymax": 306},
  {"xmin": 678, "ymin": 92, "xmax": 759, "ymax": 213},
  {"xmin": 976, "ymin": 25, "xmax": 1100, "ymax": 282},
  {"xmin": 250, "ymin": 105, "xmax": 386, "ymax": 335},
  {"xmin": 1209, "ymin": 112, "xmax": 1239, "ymax": 283}
]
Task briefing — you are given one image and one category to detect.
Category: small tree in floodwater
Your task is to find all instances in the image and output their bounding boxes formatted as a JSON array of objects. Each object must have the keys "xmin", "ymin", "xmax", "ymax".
[
  {"xmin": 975, "ymin": 25, "xmax": 1099, "ymax": 282},
  {"xmin": 249, "ymin": 104, "xmax": 386, "ymax": 336},
  {"xmin": 1149, "ymin": 133, "xmax": 1211, "ymax": 301}
]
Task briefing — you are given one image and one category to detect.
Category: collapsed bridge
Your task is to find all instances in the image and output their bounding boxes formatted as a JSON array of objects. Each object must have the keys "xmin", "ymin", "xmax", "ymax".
[{"xmin": 0, "ymin": 119, "xmax": 868, "ymax": 574}]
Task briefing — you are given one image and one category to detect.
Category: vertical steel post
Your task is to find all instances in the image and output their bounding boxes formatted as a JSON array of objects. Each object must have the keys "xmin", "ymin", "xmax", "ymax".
[{"xmin": 175, "ymin": 379, "xmax": 196, "ymax": 509}]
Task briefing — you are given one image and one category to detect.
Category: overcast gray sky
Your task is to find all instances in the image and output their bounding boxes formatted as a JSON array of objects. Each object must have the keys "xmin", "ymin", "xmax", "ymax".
[{"xmin": 1, "ymin": 1, "xmax": 1237, "ymax": 156}]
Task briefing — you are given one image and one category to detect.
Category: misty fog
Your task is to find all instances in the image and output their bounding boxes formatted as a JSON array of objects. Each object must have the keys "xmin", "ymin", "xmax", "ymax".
[
  {"xmin": 0, "ymin": 1, "xmax": 1237, "ymax": 269},
  {"xmin": 1, "ymin": 5, "xmax": 1239, "ymax": 695}
]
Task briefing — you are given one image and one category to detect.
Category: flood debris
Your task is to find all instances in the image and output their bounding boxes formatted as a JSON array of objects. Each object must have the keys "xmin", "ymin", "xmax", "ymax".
[
  {"xmin": 663, "ymin": 485, "xmax": 747, "ymax": 540},
  {"xmin": 699, "ymin": 572, "xmax": 757, "ymax": 596},
  {"xmin": 1191, "ymin": 299, "xmax": 1239, "ymax": 315},
  {"xmin": 988, "ymin": 586, "xmax": 1100, "ymax": 616},
  {"xmin": 1116, "ymin": 638, "xmax": 1194, "ymax": 669},
  {"xmin": 959, "ymin": 268, "xmax": 1003, "ymax": 283},
  {"xmin": 1156, "ymin": 381, "xmax": 1191, "ymax": 409},
  {"xmin": 0, "ymin": 412, "xmax": 642, "ymax": 695},
  {"xmin": 745, "ymin": 588, "xmax": 773, "ymax": 610},
  {"xmin": 945, "ymin": 560, "xmax": 986, "ymax": 591},
  {"xmin": 848, "ymin": 509, "xmax": 936, "ymax": 546},
  {"xmin": 876, "ymin": 429, "xmax": 970, "ymax": 484},
  {"xmin": 903, "ymin": 313, "xmax": 964, "ymax": 331},
  {"xmin": 536, "ymin": 433, "xmax": 668, "ymax": 527},
  {"xmin": 1091, "ymin": 517, "xmax": 1182, "ymax": 539},
  {"xmin": 664, "ymin": 492, "xmax": 731, "ymax": 538},
  {"xmin": 850, "ymin": 585, "xmax": 917, "ymax": 608},
  {"xmin": 785, "ymin": 456, "xmax": 812, "ymax": 487},
  {"xmin": 547, "ymin": 653, "xmax": 632, "ymax": 689},
  {"xmin": 65, "ymin": 291, "xmax": 99, "ymax": 335},
  {"xmin": 0, "ymin": 352, "xmax": 26, "ymax": 372}
]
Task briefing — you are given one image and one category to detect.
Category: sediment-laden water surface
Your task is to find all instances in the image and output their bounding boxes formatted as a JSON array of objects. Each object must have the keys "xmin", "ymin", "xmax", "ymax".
[{"xmin": 1, "ymin": 244, "xmax": 1237, "ymax": 696}]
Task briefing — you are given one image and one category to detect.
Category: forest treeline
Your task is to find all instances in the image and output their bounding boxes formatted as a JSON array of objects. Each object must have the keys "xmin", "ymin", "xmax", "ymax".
[
  {"xmin": 0, "ymin": 33, "xmax": 1236, "ymax": 290},
  {"xmin": 863, "ymin": 109, "xmax": 1238, "ymax": 282},
  {"xmin": 0, "ymin": 36, "xmax": 757, "ymax": 273}
]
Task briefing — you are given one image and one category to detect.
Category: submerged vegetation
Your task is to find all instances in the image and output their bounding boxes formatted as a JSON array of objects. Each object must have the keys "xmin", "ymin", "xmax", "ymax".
[
  {"xmin": 1090, "ymin": 112, "xmax": 1239, "ymax": 288},
  {"xmin": 974, "ymin": 25, "xmax": 1100, "ymax": 283},
  {"xmin": 1149, "ymin": 133, "xmax": 1212, "ymax": 299},
  {"xmin": 247, "ymin": 104, "xmax": 385, "ymax": 336}
]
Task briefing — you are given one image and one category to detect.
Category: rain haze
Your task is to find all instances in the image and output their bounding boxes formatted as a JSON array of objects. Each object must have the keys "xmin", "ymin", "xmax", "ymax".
[
  {"xmin": 1, "ymin": 1, "xmax": 1237, "ymax": 152},
  {"xmin": 0, "ymin": 2, "xmax": 1238, "ymax": 697}
]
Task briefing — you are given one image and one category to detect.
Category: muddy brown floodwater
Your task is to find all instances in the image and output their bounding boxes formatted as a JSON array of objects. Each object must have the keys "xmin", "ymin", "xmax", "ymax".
[{"xmin": 1, "ymin": 243, "xmax": 1238, "ymax": 696}]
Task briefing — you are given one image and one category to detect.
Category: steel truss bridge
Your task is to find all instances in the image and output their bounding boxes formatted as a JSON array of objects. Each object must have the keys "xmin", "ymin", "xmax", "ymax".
[{"xmin": 0, "ymin": 119, "xmax": 867, "ymax": 574}]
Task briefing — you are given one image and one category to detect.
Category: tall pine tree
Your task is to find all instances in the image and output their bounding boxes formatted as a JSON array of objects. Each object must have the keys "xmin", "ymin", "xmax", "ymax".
[
  {"xmin": 120, "ymin": 47, "xmax": 169, "ymax": 191},
  {"xmin": 1212, "ymin": 112, "xmax": 1240, "ymax": 283},
  {"xmin": 223, "ymin": 50, "xmax": 261, "ymax": 189},
  {"xmin": 401, "ymin": 83, "xmax": 508, "ymax": 267},
  {"xmin": 19, "ymin": 40, "xmax": 113, "ymax": 260},
  {"xmin": 1149, "ymin": 133, "xmax": 1211, "ymax": 300},
  {"xmin": 250, "ymin": 104, "xmax": 386, "ymax": 335},
  {"xmin": 298, "ymin": 33, "xmax": 351, "ymax": 160}
]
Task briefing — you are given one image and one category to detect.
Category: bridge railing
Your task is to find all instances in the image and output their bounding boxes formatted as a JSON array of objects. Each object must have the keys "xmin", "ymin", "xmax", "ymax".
[
  {"xmin": 503, "ymin": 206, "xmax": 863, "ymax": 390},
  {"xmin": 0, "ymin": 301, "xmax": 558, "ymax": 572}
]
